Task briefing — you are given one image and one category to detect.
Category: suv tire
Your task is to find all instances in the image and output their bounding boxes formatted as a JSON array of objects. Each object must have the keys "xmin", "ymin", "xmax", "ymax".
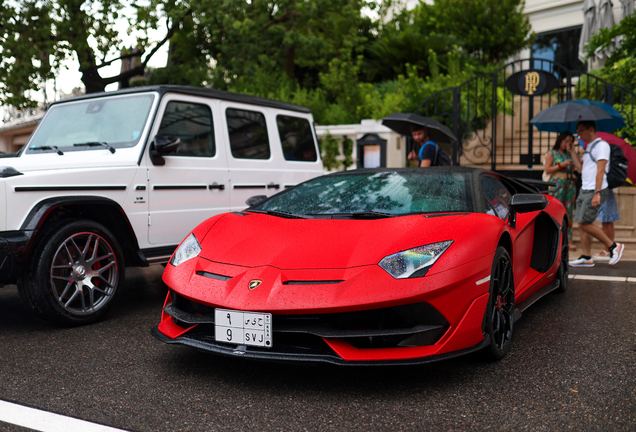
[{"xmin": 18, "ymin": 219, "xmax": 125, "ymax": 326}]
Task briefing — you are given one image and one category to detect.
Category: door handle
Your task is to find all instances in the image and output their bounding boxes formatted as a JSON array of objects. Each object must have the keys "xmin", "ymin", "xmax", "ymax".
[
  {"xmin": 209, "ymin": 184, "xmax": 225, "ymax": 190},
  {"xmin": 267, "ymin": 183, "xmax": 280, "ymax": 190}
]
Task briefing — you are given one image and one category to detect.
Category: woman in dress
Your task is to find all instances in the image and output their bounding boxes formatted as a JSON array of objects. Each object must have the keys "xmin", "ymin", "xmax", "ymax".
[{"xmin": 544, "ymin": 131, "xmax": 582, "ymax": 250}]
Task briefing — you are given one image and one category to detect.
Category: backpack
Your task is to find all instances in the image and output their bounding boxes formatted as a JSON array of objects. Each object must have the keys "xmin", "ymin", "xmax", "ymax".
[
  {"xmin": 586, "ymin": 139, "xmax": 629, "ymax": 189},
  {"xmin": 420, "ymin": 141, "xmax": 452, "ymax": 166}
]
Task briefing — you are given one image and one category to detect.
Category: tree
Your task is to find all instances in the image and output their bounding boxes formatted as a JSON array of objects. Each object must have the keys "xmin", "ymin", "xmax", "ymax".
[
  {"xmin": 363, "ymin": 25, "xmax": 459, "ymax": 82},
  {"xmin": 413, "ymin": 0, "xmax": 533, "ymax": 64},
  {"xmin": 188, "ymin": 0, "xmax": 376, "ymax": 91},
  {"xmin": 0, "ymin": 0, "xmax": 188, "ymax": 108},
  {"xmin": 586, "ymin": 14, "xmax": 636, "ymax": 92}
]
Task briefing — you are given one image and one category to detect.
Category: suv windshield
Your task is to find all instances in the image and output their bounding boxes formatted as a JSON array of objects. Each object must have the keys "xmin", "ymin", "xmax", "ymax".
[
  {"xmin": 27, "ymin": 93, "xmax": 155, "ymax": 153},
  {"xmin": 255, "ymin": 171, "xmax": 473, "ymax": 217}
]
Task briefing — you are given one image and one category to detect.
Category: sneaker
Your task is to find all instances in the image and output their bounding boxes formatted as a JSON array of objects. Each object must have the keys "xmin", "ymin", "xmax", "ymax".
[
  {"xmin": 609, "ymin": 243, "xmax": 624, "ymax": 266},
  {"xmin": 569, "ymin": 256, "xmax": 595, "ymax": 267},
  {"xmin": 593, "ymin": 250, "xmax": 611, "ymax": 260}
]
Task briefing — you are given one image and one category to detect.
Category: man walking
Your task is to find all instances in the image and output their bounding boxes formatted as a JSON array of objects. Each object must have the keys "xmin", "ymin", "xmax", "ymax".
[{"xmin": 569, "ymin": 120, "xmax": 624, "ymax": 267}]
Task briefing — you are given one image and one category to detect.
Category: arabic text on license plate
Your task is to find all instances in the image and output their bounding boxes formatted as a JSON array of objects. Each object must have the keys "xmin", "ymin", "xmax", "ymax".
[{"xmin": 214, "ymin": 309, "xmax": 273, "ymax": 348}]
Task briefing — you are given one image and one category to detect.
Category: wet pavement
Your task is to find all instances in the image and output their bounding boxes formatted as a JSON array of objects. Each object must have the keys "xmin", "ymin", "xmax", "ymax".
[{"xmin": 0, "ymin": 263, "xmax": 634, "ymax": 431}]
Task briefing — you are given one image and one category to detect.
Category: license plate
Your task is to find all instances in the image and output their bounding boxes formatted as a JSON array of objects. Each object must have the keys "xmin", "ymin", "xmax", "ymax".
[{"xmin": 214, "ymin": 308, "xmax": 273, "ymax": 348}]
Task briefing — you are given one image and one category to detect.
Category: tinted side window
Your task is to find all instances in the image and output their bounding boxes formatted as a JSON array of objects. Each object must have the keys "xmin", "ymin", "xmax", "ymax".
[
  {"xmin": 276, "ymin": 115, "xmax": 317, "ymax": 162},
  {"xmin": 481, "ymin": 176, "xmax": 512, "ymax": 221},
  {"xmin": 226, "ymin": 108, "xmax": 270, "ymax": 159},
  {"xmin": 157, "ymin": 101, "xmax": 215, "ymax": 157}
]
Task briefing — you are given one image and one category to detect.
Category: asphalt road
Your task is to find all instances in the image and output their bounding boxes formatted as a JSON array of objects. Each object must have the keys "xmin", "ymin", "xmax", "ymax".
[{"xmin": 1, "ymin": 263, "xmax": 635, "ymax": 431}]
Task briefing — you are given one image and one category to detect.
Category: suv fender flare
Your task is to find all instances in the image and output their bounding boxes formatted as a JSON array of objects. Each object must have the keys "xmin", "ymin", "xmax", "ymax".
[{"xmin": 20, "ymin": 196, "xmax": 147, "ymax": 267}]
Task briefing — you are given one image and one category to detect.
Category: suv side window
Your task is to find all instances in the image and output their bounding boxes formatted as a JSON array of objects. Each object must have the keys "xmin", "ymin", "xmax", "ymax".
[
  {"xmin": 226, "ymin": 108, "xmax": 271, "ymax": 159},
  {"xmin": 481, "ymin": 176, "xmax": 512, "ymax": 221},
  {"xmin": 276, "ymin": 115, "xmax": 317, "ymax": 161},
  {"xmin": 157, "ymin": 101, "xmax": 215, "ymax": 157}
]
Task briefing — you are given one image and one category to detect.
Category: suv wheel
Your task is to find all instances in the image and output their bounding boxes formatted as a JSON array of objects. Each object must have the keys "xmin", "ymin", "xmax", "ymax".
[{"xmin": 18, "ymin": 219, "xmax": 124, "ymax": 326}]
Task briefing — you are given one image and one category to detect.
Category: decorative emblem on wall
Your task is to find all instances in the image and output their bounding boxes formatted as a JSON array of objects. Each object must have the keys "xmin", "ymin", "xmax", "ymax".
[{"xmin": 505, "ymin": 69, "xmax": 558, "ymax": 97}]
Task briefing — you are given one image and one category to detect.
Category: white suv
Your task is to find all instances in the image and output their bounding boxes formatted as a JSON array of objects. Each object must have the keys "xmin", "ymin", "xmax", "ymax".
[{"xmin": 0, "ymin": 85, "xmax": 323, "ymax": 325}]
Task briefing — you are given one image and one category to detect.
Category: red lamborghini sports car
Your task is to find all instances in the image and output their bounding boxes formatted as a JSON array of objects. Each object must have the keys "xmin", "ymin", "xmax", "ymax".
[{"xmin": 152, "ymin": 167, "xmax": 569, "ymax": 365}]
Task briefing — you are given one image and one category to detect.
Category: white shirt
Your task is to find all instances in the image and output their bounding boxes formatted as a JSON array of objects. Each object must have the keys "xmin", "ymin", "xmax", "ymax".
[{"xmin": 581, "ymin": 138, "xmax": 610, "ymax": 191}]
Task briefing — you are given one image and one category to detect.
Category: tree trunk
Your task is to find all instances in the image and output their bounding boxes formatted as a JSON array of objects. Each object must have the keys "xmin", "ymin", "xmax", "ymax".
[{"xmin": 285, "ymin": 45, "xmax": 295, "ymax": 79}]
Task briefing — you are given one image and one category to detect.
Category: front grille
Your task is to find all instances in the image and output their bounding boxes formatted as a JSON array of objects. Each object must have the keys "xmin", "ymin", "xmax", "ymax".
[{"xmin": 165, "ymin": 292, "xmax": 449, "ymax": 354}]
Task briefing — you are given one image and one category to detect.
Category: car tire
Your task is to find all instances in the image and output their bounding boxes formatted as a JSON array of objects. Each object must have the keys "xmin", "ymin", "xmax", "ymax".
[
  {"xmin": 18, "ymin": 219, "xmax": 125, "ymax": 326},
  {"xmin": 555, "ymin": 219, "xmax": 568, "ymax": 293},
  {"xmin": 483, "ymin": 246, "xmax": 515, "ymax": 361}
]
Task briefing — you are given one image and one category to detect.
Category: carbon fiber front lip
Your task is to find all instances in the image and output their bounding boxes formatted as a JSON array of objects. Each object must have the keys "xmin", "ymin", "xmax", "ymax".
[
  {"xmin": 150, "ymin": 326, "xmax": 490, "ymax": 366},
  {"xmin": 162, "ymin": 303, "xmax": 446, "ymax": 339}
]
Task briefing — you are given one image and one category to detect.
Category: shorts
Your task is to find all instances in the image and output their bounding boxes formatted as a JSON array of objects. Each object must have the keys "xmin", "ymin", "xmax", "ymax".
[
  {"xmin": 597, "ymin": 189, "xmax": 620, "ymax": 223},
  {"xmin": 575, "ymin": 189, "xmax": 609, "ymax": 225}
]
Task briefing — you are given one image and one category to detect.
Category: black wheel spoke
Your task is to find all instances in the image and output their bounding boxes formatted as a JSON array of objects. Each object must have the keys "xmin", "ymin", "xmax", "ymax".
[{"xmin": 484, "ymin": 248, "xmax": 515, "ymax": 360}]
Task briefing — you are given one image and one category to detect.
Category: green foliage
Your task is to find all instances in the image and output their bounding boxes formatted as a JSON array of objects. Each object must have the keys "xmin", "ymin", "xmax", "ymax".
[
  {"xmin": 363, "ymin": 24, "xmax": 459, "ymax": 82},
  {"xmin": 586, "ymin": 14, "xmax": 636, "ymax": 70},
  {"xmin": 191, "ymin": 0, "xmax": 375, "ymax": 90},
  {"xmin": 613, "ymin": 104, "xmax": 636, "ymax": 143},
  {"xmin": 0, "ymin": 1, "xmax": 57, "ymax": 108},
  {"xmin": 582, "ymin": 15, "xmax": 636, "ymax": 144},
  {"xmin": 416, "ymin": 0, "xmax": 534, "ymax": 64},
  {"xmin": 1, "ymin": 0, "xmax": 532, "ymax": 128},
  {"xmin": 319, "ymin": 132, "xmax": 341, "ymax": 171},
  {"xmin": 593, "ymin": 58, "xmax": 636, "ymax": 94},
  {"xmin": 0, "ymin": 0, "xmax": 185, "ymax": 107}
]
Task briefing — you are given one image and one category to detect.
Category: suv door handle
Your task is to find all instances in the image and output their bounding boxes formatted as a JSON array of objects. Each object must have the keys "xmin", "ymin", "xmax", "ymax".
[
  {"xmin": 209, "ymin": 184, "xmax": 225, "ymax": 190},
  {"xmin": 267, "ymin": 183, "xmax": 280, "ymax": 190}
]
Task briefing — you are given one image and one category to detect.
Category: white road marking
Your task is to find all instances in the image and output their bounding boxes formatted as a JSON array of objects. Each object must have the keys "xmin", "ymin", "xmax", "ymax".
[
  {"xmin": 568, "ymin": 274, "xmax": 633, "ymax": 282},
  {"xmin": 0, "ymin": 400, "xmax": 129, "ymax": 432}
]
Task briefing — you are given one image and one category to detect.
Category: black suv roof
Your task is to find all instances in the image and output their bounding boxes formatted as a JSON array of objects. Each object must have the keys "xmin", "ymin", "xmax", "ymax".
[{"xmin": 49, "ymin": 85, "xmax": 312, "ymax": 114}]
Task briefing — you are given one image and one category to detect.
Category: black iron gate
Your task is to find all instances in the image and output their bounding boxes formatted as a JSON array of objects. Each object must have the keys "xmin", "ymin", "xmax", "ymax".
[{"xmin": 416, "ymin": 59, "xmax": 636, "ymax": 172}]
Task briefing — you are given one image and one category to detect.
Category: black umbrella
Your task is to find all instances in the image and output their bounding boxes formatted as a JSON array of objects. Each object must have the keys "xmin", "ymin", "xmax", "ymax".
[
  {"xmin": 530, "ymin": 102, "xmax": 613, "ymax": 133},
  {"xmin": 382, "ymin": 113, "xmax": 457, "ymax": 144}
]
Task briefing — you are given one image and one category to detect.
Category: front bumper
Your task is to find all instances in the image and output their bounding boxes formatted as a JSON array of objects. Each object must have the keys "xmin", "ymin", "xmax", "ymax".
[
  {"xmin": 150, "ymin": 324, "xmax": 490, "ymax": 366},
  {"xmin": 0, "ymin": 231, "xmax": 29, "ymax": 285},
  {"xmin": 152, "ymin": 252, "xmax": 494, "ymax": 364}
]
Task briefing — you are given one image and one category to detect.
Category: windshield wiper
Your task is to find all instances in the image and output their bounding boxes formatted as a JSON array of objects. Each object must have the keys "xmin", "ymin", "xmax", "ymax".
[
  {"xmin": 248, "ymin": 209, "xmax": 310, "ymax": 219},
  {"xmin": 349, "ymin": 211, "xmax": 393, "ymax": 219},
  {"xmin": 73, "ymin": 141, "xmax": 116, "ymax": 153},
  {"xmin": 29, "ymin": 146, "xmax": 64, "ymax": 155}
]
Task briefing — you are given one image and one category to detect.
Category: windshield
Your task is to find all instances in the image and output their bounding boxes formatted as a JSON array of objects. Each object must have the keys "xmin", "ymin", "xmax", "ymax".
[
  {"xmin": 26, "ymin": 93, "xmax": 155, "ymax": 153},
  {"xmin": 255, "ymin": 171, "xmax": 473, "ymax": 216}
]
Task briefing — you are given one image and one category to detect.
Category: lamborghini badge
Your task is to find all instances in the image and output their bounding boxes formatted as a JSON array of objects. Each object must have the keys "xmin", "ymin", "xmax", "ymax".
[{"xmin": 249, "ymin": 280, "xmax": 263, "ymax": 290}]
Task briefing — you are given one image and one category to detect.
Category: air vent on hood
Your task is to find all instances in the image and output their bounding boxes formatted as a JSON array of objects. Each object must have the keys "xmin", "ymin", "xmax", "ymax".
[
  {"xmin": 196, "ymin": 271, "xmax": 232, "ymax": 281},
  {"xmin": 283, "ymin": 280, "xmax": 344, "ymax": 285}
]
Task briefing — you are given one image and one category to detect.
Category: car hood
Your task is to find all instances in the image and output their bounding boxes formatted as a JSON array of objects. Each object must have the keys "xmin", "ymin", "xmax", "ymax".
[
  {"xmin": 198, "ymin": 212, "xmax": 467, "ymax": 269},
  {"xmin": 2, "ymin": 149, "xmax": 141, "ymax": 172}
]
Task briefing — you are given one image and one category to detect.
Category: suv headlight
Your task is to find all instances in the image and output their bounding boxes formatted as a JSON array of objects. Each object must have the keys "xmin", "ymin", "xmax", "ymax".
[
  {"xmin": 170, "ymin": 233, "xmax": 201, "ymax": 266},
  {"xmin": 379, "ymin": 240, "xmax": 453, "ymax": 279}
]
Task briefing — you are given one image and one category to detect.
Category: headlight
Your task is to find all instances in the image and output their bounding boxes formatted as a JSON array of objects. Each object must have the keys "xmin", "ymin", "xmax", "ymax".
[
  {"xmin": 379, "ymin": 240, "xmax": 453, "ymax": 279},
  {"xmin": 170, "ymin": 233, "xmax": 201, "ymax": 266}
]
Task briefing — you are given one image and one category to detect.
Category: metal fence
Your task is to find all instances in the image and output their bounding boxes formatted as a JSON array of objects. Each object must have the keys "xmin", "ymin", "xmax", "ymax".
[{"xmin": 416, "ymin": 59, "xmax": 636, "ymax": 171}]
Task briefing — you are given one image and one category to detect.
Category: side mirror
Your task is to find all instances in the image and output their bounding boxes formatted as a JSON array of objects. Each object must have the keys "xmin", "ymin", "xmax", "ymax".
[
  {"xmin": 508, "ymin": 193, "xmax": 548, "ymax": 228},
  {"xmin": 509, "ymin": 193, "xmax": 548, "ymax": 213},
  {"xmin": 150, "ymin": 134, "xmax": 181, "ymax": 166},
  {"xmin": 246, "ymin": 195, "xmax": 268, "ymax": 207}
]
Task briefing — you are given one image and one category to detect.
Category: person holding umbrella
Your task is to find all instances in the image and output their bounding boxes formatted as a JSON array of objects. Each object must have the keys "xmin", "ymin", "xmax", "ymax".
[
  {"xmin": 382, "ymin": 113, "xmax": 456, "ymax": 166},
  {"xmin": 569, "ymin": 120, "xmax": 625, "ymax": 267},
  {"xmin": 544, "ymin": 131, "xmax": 582, "ymax": 250},
  {"xmin": 407, "ymin": 125, "xmax": 437, "ymax": 167}
]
